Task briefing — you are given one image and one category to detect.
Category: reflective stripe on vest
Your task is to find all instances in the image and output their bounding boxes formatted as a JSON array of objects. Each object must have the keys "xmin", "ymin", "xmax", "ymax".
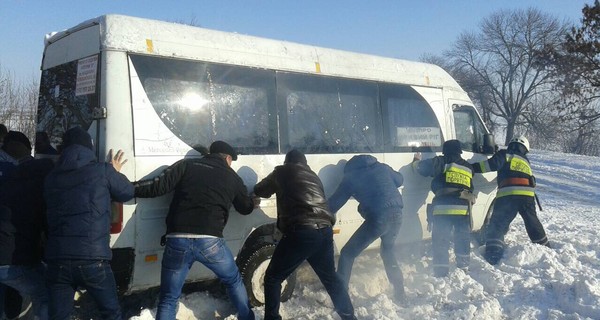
[
  {"xmin": 433, "ymin": 204, "xmax": 469, "ymax": 215},
  {"xmin": 496, "ymin": 186, "xmax": 535, "ymax": 198}
]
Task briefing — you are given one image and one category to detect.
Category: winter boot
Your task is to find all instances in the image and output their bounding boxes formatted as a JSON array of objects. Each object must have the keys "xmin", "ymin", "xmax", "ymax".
[{"xmin": 484, "ymin": 246, "xmax": 503, "ymax": 265}]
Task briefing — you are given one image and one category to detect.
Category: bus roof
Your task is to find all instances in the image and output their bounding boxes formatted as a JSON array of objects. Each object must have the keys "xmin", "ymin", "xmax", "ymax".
[{"xmin": 45, "ymin": 14, "xmax": 462, "ymax": 90}]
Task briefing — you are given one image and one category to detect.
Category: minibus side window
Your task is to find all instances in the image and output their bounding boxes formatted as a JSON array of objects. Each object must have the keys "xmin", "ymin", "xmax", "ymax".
[
  {"xmin": 277, "ymin": 72, "xmax": 382, "ymax": 154},
  {"xmin": 130, "ymin": 55, "xmax": 278, "ymax": 155},
  {"xmin": 380, "ymin": 84, "xmax": 443, "ymax": 152}
]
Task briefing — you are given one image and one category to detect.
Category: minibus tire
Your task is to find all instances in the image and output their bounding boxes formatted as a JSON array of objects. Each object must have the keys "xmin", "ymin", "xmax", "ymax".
[{"xmin": 239, "ymin": 243, "xmax": 296, "ymax": 307}]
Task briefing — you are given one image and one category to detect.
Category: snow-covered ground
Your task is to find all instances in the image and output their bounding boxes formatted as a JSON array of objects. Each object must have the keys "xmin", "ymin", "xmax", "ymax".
[{"xmin": 130, "ymin": 149, "xmax": 600, "ymax": 320}]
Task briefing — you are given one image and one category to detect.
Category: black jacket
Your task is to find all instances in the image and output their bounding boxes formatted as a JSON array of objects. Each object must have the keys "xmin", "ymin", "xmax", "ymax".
[
  {"xmin": 0, "ymin": 157, "xmax": 53, "ymax": 265},
  {"xmin": 254, "ymin": 162, "xmax": 335, "ymax": 233},
  {"xmin": 44, "ymin": 145, "xmax": 134, "ymax": 261},
  {"xmin": 134, "ymin": 154, "xmax": 254, "ymax": 237},
  {"xmin": 0, "ymin": 205, "xmax": 15, "ymax": 265}
]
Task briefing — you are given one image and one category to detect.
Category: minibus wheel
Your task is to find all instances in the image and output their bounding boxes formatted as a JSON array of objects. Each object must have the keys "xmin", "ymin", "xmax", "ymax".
[{"xmin": 239, "ymin": 243, "xmax": 296, "ymax": 307}]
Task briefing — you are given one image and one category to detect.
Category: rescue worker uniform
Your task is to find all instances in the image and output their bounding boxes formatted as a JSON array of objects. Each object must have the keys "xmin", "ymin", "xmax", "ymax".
[
  {"xmin": 472, "ymin": 136, "xmax": 549, "ymax": 265},
  {"xmin": 414, "ymin": 140, "xmax": 474, "ymax": 277}
]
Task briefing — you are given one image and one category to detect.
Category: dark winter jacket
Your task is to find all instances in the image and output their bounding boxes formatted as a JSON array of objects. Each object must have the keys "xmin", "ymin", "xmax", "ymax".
[
  {"xmin": 416, "ymin": 154, "xmax": 474, "ymax": 214},
  {"xmin": 44, "ymin": 144, "xmax": 134, "ymax": 261},
  {"xmin": 254, "ymin": 162, "xmax": 335, "ymax": 234},
  {"xmin": 134, "ymin": 154, "xmax": 255, "ymax": 237},
  {"xmin": 472, "ymin": 149, "xmax": 535, "ymax": 198},
  {"xmin": 0, "ymin": 157, "xmax": 53, "ymax": 265},
  {"xmin": 328, "ymin": 155, "xmax": 404, "ymax": 221},
  {"xmin": 0, "ymin": 205, "xmax": 15, "ymax": 265}
]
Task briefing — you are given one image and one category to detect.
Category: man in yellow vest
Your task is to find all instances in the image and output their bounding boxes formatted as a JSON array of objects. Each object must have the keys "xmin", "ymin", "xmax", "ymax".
[
  {"xmin": 472, "ymin": 135, "xmax": 550, "ymax": 265},
  {"xmin": 414, "ymin": 140, "xmax": 475, "ymax": 277}
]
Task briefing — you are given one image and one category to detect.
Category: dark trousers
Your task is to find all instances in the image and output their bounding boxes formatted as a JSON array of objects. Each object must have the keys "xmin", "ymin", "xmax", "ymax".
[
  {"xmin": 485, "ymin": 196, "xmax": 549, "ymax": 264},
  {"xmin": 337, "ymin": 214, "xmax": 404, "ymax": 297},
  {"xmin": 264, "ymin": 226, "xmax": 355, "ymax": 320},
  {"xmin": 46, "ymin": 260, "xmax": 121, "ymax": 320},
  {"xmin": 432, "ymin": 215, "xmax": 471, "ymax": 277}
]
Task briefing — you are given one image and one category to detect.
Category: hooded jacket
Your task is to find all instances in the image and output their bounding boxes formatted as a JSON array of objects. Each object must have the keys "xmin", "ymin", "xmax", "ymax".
[
  {"xmin": 328, "ymin": 155, "xmax": 404, "ymax": 221},
  {"xmin": 44, "ymin": 144, "xmax": 134, "ymax": 261},
  {"xmin": 254, "ymin": 158, "xmax": 335, "ymax": 233}
]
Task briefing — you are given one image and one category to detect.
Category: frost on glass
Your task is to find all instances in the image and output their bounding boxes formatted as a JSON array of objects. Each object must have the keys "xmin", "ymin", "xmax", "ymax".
[
  {"xmin": 131, "ymin": 55, "xmax": 276, "ymax": 155},
  {"xmin": 37, "ymin": 59, "xmax": 98, "ymax": 146},
  {"xmin": 382, "ymin": 85, "xmax": 442, "ymax": 151},
  {"xmin": 280, "ymin": 73, "xmax": 381, "ymax": 154}
]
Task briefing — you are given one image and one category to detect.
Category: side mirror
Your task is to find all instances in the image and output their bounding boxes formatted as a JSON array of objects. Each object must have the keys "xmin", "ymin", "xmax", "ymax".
[{"xmin": 482, "ymin": 134, "xmax": 496, "ymax": 154}]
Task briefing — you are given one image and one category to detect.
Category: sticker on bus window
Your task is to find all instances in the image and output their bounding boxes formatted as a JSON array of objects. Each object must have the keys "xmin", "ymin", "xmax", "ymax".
[
  {"xmin": 396, "ymin": 127, "xmax": 441, "ymax": 147},
  {"xmin": 75, "ymin": 55, "xmax": 98, "ymax": 96}
]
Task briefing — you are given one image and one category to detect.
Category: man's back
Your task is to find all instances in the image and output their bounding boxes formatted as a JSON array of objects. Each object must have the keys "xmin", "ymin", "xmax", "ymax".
[
  {"xmin": 45, "ymin": 144, "xmax": 133, "ymax": 261},
  {"xmin": 135, "ymin": 153, "xmax": 254, "ymax": 237}
]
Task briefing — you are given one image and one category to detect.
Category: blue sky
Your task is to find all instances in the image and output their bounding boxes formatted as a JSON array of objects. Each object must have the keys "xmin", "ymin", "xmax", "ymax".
[{"xmin": 0, "ymin": 0, "xmax": 592, "ymax": 83}]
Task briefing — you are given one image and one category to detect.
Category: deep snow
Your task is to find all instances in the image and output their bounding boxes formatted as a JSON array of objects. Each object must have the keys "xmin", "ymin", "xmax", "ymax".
[{"xmin": 128, "ymin": 149, "xmax": 600, "ymax": 320}]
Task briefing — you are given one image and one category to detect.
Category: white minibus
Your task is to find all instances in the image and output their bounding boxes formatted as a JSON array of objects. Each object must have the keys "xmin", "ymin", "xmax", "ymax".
[{"xmin": 37, "ymin": 14, "xmax": 497, "ymax": 305}]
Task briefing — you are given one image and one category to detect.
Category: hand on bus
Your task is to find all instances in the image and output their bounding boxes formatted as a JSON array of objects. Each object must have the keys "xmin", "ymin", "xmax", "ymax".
[
  {"xmin": 413, "ymin": 152, "xmax": 422, "ymax": 162},
  {"xmin": 109, "ymin": 149, "xmax": 128, "ymax": 172},
  {"xmin": 251, "ymin": 193, "xmax": 261, "ymax": 208}
]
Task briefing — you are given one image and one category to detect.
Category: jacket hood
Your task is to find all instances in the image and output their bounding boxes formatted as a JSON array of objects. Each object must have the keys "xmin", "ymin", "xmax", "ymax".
[
  {"xmin": 55, "ymin": 144, "xmax": 96, "ymax": 171},
  {"xmin": 344, "ymin": 154, "xmax": 377, "ymax": 173}
]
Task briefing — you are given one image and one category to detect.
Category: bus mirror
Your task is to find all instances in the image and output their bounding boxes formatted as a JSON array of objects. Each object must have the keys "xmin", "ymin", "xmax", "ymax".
[{"xmin": 483, "ymin": 134, "xmax": 496, "ymax": 154}]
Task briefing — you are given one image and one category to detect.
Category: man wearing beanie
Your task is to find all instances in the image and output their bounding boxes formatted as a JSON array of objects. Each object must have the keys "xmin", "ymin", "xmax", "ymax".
[
  {"xmin": 44, "ymin": 126, "xmax": 134, "ymax": 319},
  {"xmin": 254, "ymin": 149, "xmax": 357, "ymax": 320},
  {"xmin": 413, "ymin": 140, "xmax": 475, "ymax": 277},
  {"xmin": 134, "ymin": 140, "xmax": 258, "ymax": 320}
]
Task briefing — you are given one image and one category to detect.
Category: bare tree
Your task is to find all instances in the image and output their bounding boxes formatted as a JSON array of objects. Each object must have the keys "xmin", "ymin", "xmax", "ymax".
[
  {"xmin": 529, "ymin": 1, "xmax": 600, "ymax": 155},
  {"xmin": 0, "ymin": 63, "xmax": 38, "ymax": 140},
  {"xmin": 445, "ymin": 8, "xmax": 568, "ymax": 145}
]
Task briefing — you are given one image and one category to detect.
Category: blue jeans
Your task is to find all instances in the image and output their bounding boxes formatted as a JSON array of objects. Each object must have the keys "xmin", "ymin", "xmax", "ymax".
[
  {"xmin": 157, "ymin": 237, "xmax": 254, "ymax": 320},
  {"xmin": 46, "ymin": 260, "xmax": 120, "ymax": 320},
  {"xmin": 264, "ymin": 226, "xmax": 355, "ymax": 320},
  {"xmin": 337, "ymin": 213, "xmax": 404, "ymax": 296},
  {"xmin": 0, "ymin": 263, "xmax": 48, "ymax": 320}
]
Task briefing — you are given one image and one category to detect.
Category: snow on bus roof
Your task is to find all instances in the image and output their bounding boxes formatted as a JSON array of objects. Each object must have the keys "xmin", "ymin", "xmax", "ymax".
[{"xmin": 44, "ymin": 14, "xmax": 461, "ymax": 90}]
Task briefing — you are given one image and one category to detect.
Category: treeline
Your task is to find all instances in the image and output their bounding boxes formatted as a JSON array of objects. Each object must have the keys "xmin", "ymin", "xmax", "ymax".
[
  {"xmin": 0, "ymin": 65, "xmax": 38, "ymax": 140},
  {"xmin": 423, "ymin": 1, "xmax": 600, "ymax": 156}
]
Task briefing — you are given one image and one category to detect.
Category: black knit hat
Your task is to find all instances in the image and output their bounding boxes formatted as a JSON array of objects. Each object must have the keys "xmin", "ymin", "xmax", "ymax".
[
  {"xmin": 3, "ymin": 131, "xmax": 32, "ymax": 150},
  {"xmin": 209, "ymin": 141, "xmax": 237, "ymax": 160},
  {"xmin": 442, "ymin": 139, "xmax": 462, "ymax": 155},
  {"xmin": 62, "ymin": 127, "xmax": 94, "ymax": 150},
  {"xmin": 284, "ymin": 149, "xmax": 307, "ymax": 165}
]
